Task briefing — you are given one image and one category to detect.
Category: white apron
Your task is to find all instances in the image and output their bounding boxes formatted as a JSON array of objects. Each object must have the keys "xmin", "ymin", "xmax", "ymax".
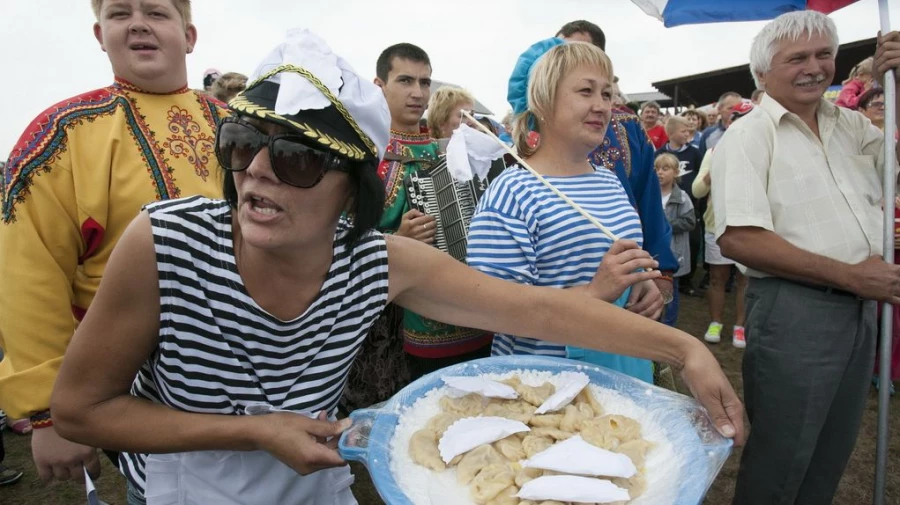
[{"xmin": 144, "ymin": 449, "xmax": 357, "ymax": 505}]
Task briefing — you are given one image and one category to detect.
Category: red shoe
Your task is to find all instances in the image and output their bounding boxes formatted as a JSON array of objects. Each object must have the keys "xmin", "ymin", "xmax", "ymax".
[{"xmin": 733, "ymin": 326, "xmax": 746, "ymax": 349}]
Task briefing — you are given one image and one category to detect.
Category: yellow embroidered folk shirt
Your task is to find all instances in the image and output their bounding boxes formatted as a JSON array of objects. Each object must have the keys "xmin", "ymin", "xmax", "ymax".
[{"xmin": 0, "ymin": 78, "xmax": 229, "ymax": 418}]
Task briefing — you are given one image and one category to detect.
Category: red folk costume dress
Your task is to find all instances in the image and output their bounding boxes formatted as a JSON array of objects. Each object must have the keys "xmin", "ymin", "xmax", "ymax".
[{"xmin": 0, "ymin": 78, "xmax": 228, "ymax": 421}]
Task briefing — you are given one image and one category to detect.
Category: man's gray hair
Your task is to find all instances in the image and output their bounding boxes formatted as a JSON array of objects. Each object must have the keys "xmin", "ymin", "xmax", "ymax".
[{"xmin": 749, "ymin": 10, "xmax": 839, "ymax": 89}]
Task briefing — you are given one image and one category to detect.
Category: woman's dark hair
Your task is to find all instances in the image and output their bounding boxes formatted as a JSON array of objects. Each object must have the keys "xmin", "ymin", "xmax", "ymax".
[
  {"xmin": 221, "ymin": 155, "xmax": 385, "ymax": 248},
  {"xmin": 857, "ymin": 88, "xmax": 884, "ymax": 111}
]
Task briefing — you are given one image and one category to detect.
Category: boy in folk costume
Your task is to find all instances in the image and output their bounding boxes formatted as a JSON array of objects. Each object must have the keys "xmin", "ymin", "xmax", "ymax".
[
  {"xmin": 0, "ymin": 0, "xmax": 227, "ymax": 483},
  {"xmin": 341, "ymin": 44, "xmax": 492, "ymax": 411},
  {"xmin": 373, "ymin": 43, "xmax": 491, "ymax": 380}
]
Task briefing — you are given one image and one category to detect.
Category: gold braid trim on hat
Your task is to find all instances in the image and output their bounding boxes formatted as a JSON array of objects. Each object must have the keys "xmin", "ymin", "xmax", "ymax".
[
  {"xmin": 230, "ymin": 95, "xmax": 367, "ymax": 160},
  {"xmin": 243, "ymin": 64, "xmax": 378, "ymax": 159}
]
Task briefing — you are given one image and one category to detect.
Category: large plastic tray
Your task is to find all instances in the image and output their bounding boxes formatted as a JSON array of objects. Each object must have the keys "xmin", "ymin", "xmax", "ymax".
[{"xmin": 338, "ymin": 355, "xmax": 732, "ymax": 505}]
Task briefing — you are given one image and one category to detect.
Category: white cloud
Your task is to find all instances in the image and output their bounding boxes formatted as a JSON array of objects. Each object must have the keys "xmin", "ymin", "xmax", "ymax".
[{"xmin": 0, "ymin": 0, "xmax": 893, "ymax": 155}]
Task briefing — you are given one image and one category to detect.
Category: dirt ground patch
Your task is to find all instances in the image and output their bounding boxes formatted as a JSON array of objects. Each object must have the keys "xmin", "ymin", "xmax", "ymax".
[{"xmin": 1, "ymin": 292, "xmax": 897, "ymax": 504}]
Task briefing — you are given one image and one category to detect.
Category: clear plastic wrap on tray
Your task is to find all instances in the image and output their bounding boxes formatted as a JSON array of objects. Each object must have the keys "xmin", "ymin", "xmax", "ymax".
[{"xmin": 338, "ymin": 355, "xmax": 732, "ymax": 505}]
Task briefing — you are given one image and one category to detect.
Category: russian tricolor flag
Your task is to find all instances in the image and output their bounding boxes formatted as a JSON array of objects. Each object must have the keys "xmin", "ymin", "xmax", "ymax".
[{"xmin": 632, "ymin": 0, "xmax": 860, "ymax": 27}]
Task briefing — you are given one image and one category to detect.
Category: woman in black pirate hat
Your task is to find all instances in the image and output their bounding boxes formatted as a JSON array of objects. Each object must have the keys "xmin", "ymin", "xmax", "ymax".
[{"xmin": 49, "ymin": 30, "xmax": 744, "ymax": 504}]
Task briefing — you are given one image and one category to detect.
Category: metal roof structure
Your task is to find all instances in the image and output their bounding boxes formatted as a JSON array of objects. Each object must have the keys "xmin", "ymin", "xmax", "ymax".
[{"xmin": 624, "ymin": 91, "xmax": 674, "ymax": 108}]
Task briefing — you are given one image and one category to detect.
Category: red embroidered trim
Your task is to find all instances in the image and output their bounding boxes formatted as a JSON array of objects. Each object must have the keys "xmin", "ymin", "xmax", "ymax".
[
  {"xmin": 114, "ymin": 77, "xmax": 189, "ymax": 95},
  {"xmin": 30, "ymin": 410, "xmax": 53, "ymax": 429}
]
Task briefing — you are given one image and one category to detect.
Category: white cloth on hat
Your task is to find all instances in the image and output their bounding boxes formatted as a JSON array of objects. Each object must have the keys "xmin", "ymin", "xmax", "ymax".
[
  {"xmin": 334, "ymin": 55, "xmax": 390, "ymax": 161},
  {"xmin": 249, "ymin": 28, "xmax": 390, "ymax": 160}
]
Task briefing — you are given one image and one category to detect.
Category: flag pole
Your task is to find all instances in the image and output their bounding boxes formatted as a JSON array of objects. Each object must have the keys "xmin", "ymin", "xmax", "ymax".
[{"xmin": 875, "ymin": 1, "xmax": 895, "ymax": 504}]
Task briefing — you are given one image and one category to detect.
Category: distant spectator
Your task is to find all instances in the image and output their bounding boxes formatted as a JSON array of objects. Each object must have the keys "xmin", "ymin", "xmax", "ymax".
[
  {"xmin": 681, "ymin": 109, "xmax": 708, "ymax": 147},
  {"xmin": 704, "ymin": 108, "xmax": 719, "ymax": 127},
  {"xmin": 641, "ymin": 101, "xmax": 668, "ymax": 149},
  {"xmin": 555, "ymin": 19, "xmax": 605, "ymax": 49},
  {"xmin": 657, "ymin": 116, "xmax": 702, "ymax": 196},
  {"xmin": 210, "ymin": 71, "xmax": 247, "ymax": 103},
  {"xmin": 858, "ymin": 88, "xmax": 885, "ymax": 130},
  {"xmin": 692, "ymin": 101, "xmax": 755, "ymax": 349},
  {"xmin": 499, "ymin": 110, "xmax": 514, "ymax": 145},
  {"xmin": 657, "ymin": 115, "xmax": 704, "ymax": 296},
  {"xmin": 835, "ymin": 56, "xmax": 874, "ymax": 110},
  {"xmin": 655, "ymin": 152, "xmax": 696, "ymax": 328},
  {"xmin": 477, "ymin": 116, "xmax": 499, "ymax": 136},
  {"xmin": 612, "ymin": 77, "xmax": 634, "ymax": 114},
  {"xmin": 202, "ymin": 67, "xmax": 221, "ymax": 92},
  {"xmin": 426, "ymin": 86, "xmax": 477, "ymax": 140},
  {"xmin": 698, "ymin": 91, "xmax": 742, "ymax": 158},
  {"xmin": 751, "ymin": 89, "xmax": 765, "ymax": 104}
]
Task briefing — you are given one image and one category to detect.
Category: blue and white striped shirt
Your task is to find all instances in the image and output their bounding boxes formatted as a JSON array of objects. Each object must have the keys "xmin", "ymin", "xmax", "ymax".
[{"xmin": 466, "ymin": 164, "xmax": 643, "ymax": 356}]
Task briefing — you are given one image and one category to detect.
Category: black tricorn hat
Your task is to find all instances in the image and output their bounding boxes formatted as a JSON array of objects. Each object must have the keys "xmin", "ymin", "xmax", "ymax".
[{"xmin": 229, "ymin": 64, "xmax": 380, "ymax": 162}]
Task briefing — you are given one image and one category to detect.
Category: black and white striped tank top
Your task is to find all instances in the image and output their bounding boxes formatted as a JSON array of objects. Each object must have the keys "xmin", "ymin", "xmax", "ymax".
[{"xmin": 119, "ymin": 196, "xmax": 389, "ymax": 491}]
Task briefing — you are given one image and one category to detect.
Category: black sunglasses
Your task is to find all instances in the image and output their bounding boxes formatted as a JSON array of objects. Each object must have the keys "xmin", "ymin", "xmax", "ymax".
[{"xmin": 215, "ymin": 117, "xmax": 353, "ymax": 188}]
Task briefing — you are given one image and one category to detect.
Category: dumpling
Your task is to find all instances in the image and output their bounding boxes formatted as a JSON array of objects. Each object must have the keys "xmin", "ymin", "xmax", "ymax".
[
  {"xmin": 500, "ymin": 377, "xmax": 522, "ymax": 388},
  {"xmin": 521, "ymin": 435, "xmax": 554, "ymax": 458},
  {"xmin": 514, "ymin": 466, "xmax": 543, "ymax": 487},
  {"xmin": 440, "ymin": 393, "xmax": 485, "ymax": 417},
  {"xmin": 596, "ymin": 415, "xmax": 642, "ymax": 444},
  {"xmin": 530, "ymin": 426, "xmax": 574, "ymax": 441},
  {"xmin": 560, "ymin": 404, "xmax": 588, "ymax": 433},
  {"xmin": 484, "ymin": 400, "xmax": 534, "ymax": 424},
  {"xmin": 514, "ymin": 381, "xmax": 556, "ymax": 407},
  {"xmin": 408, "ymin": 429, "xmax": 445, "ymax": 471},
  {"xmin": 613, "ymin": 473, "xmax": 647, "ymax": 499},
  {"xmin": 617, "ymin": 439, "xmax": 654, "ymax": 468},
  {"xmin": 426, "ymin": 412, "xmax": 464, "ymax": 437},
  {"xmin": 485, "ymin": 484, "xmax": 519, "ymax": 505},
  {"xmin": 471, "ymin": 463, "xmax": 515, "ymax": 504},
  {"xmin": 494, "ymin": 435, "xmax": 526, "ymax": 462},
  {"xmin": 580, "ymin": 415, "xmax": 642, "ymax": 450},
  {"xmin": 581, "ymin": 422, "xmax": 621, "ymax": 451},
  {"xmin": 530, "ymin": 414, "xmax": 564, "ymax": 429},
  {"xmin": 457, "ymin": 444, "xmax": 506, "ymax": 484},
  {"xmin": 576, "ymin": 401, "xmax": 596, "ymax": 418},
  {"xmin": 575, "ymin": 387, "xmax": 604, "ymax": 415}
]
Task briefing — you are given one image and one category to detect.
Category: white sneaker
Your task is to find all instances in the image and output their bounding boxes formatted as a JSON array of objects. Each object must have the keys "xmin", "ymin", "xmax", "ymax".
[{"xmin": 704, "ymin": 322, "xmax": 723, "ymax": 343}]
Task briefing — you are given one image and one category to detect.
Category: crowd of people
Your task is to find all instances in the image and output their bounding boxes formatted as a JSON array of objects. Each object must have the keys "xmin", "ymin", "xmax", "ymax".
[{"xmin": 0, "ymin": 1, "xmax": 898, "ymax": 504}]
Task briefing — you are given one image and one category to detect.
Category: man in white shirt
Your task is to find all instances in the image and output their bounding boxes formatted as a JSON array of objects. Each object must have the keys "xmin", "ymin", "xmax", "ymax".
[{"xmin": 713, "ymin": 11, "xmax": 900, "ymax": 505}]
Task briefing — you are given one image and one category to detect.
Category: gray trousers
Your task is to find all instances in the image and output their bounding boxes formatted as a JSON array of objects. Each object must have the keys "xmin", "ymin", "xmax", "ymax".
[{"xmin": 733, "ymin": 277, "xmax": 876, "ymax": 505}]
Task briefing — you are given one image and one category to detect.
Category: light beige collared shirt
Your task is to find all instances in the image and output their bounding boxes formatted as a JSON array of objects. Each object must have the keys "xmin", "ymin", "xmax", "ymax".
[{"xmin": 712, "ymin": 93, "xmax": 894, "ymax": 278}]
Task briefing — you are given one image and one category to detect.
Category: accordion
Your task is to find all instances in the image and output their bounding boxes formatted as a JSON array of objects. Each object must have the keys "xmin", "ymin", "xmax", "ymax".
[{"xmin": 404, "ymin": 156, "xmax": 504, "ymax": 262}]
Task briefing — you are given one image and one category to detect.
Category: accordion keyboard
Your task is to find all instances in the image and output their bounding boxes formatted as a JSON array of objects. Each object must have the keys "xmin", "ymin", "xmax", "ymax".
[{"xmin": 405, "ymin": 159, "xmax": 487, "ymax": 262}]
